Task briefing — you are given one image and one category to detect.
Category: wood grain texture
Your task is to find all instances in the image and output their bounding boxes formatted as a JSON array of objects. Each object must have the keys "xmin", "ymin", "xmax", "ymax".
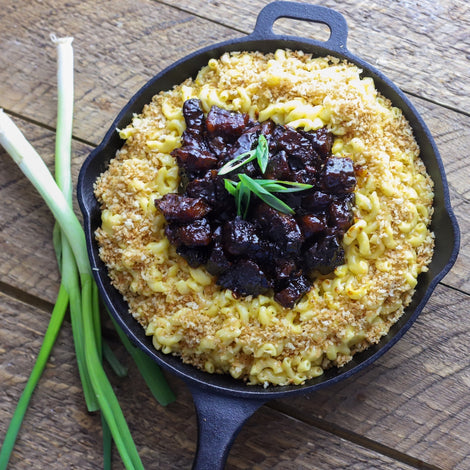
[
  {"xmin": 0, "ymin": 0, "xmax": 239, "ymax": 145},
  {"xmin": 0, "ymin": 293, "xmax": 419, "ymax": 470},
  {"xmin": 408, "ymin": 97, "xmax": 469, "ymax": 292},
  {"xmin": 274, "ymin": 283, "xmax": 470, "ymax": 470},
  {"xmin": 1, "ymin": 0, "xmax": 469, "ymax": 468},
  {"xmin": 160, "ymin": 0, "xmax": 470, "ymax": 113},
  {"xmin": 0, "ymin": 117, "xmax": 91, "ymax": 304}
]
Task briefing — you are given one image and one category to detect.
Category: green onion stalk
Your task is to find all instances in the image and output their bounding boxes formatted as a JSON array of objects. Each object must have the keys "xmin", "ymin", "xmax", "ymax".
[
  {"xmin": 0, "ymin": 35, "xmax": 174, "ymax": 470},
  {"xmin": 51, "ymin": 34, "xmax": 113, "ymax": 464},
  {"xmin": 51, "ymin": 34, "xmax": 98, "ymax": 412},
  {"xmin": 0, "ymin": 286, "xmax": 69, "ymax": 470},
  {"xmin": 0, "ymin": 73, "xmax": 143, "ymax": 470}
]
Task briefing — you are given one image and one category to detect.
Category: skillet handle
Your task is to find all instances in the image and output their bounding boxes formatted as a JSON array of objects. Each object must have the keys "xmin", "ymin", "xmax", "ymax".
[
  {"xmin": 188, "ymin": 384, "xmax": 267, "ymax": 470},
  {"xmin": 250, "ymin": 1, "xmax": 348, "ymax": 52}
]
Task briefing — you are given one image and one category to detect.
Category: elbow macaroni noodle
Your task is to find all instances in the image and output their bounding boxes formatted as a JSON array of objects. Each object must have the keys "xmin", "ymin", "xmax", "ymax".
[{"xmin": 95, "ymin": 50, "xmax": 434, "ymax": 386}]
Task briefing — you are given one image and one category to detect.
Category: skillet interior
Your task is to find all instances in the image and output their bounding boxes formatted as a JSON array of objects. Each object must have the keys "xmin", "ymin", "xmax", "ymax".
[{"xmin": 78, "ymin": 30, "xmax": 459, "ymax": 400}]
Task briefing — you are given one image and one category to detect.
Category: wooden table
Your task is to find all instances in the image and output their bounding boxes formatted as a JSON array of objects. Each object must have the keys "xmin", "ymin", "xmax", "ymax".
[{"xmin": 1, "ymin": 0, "xmax": 469, "ymax": 468}]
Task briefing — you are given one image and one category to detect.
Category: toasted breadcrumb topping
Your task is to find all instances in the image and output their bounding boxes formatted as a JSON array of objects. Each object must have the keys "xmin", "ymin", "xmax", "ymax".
[{"xmin": 94, "ymin": 50, "xmax": 434, "ymax": 386}]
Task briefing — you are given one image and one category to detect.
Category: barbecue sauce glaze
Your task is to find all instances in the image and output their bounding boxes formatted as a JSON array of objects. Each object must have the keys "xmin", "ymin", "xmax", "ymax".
[{"xmin": 155, "ymin": 99, "xmax": 356, "ymax": 308}]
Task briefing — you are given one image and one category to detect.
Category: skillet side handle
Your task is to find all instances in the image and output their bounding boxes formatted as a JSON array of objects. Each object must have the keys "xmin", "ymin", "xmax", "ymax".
[
  {"xmin": 250, "ymin": 1, "xmax": 348, "ymax": 52},
  {"xmin": 188, "ymin": 384, "xmax": 267, "ymax": 470}
]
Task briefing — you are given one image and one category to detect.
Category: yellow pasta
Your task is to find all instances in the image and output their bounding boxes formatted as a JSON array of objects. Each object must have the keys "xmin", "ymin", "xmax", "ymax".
[{"xmin": 94, "ymin": 50, "xmax": 434, "ymax": 386}]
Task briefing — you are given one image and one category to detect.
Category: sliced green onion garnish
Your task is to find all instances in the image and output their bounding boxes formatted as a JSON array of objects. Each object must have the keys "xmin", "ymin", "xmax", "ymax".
[
  {"xmin": 250, "ymin": 179, "xmax": 313, "ymax": 193},
  {"xmin": 238, "ymin": 174, "xmax": 296, "ymax": 215},
  {"xmin": 255, "ymin": 134, "xmax": 269, "ymax": 173},
  {"xmin": 220, "ymin": 133, "xmax": 313, "ymax": 216},
  {"xmin": 218, "ymin": 133, "xmax": 269, "ymax": 175},
  {"xmin": 218, "ymin": 148, "xmax": 257, "ymax": 175}
]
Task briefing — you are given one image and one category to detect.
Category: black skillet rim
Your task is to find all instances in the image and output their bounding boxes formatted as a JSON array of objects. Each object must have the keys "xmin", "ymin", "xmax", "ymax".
[{"xmin": 77, "ymin": 2, "xmax": 460, "ymax": 400}]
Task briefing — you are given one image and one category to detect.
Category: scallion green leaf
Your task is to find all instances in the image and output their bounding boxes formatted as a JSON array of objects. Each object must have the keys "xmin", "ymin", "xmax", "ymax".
[
  {"xmin": 238, "ymin": 179, "xmax": 251, "ymax": 218},
  {"xmin": 109, "ymin": 314, "xmax": 176, "ymax": 407},
  {"xmin": 251, "ymin": 179, "xmax": 313, "ymax": 193},
  {"xmin": 103, "ymin": 341, "xmax": 128, "ymax": 378},
  {"xmin": 0, "ymin": 285, "xmax": 69, "ymax": 470},
  {"xmin": 220, "ymin": 132, "xmax": 314, "ymax": 216},
  {"xmin": 0, "ymin": 35, "xmax": 174, "ymax": 470},
  {"xmin": 238, "ymin": 174, "xmax": 295, "ymax": 215},
  {"xmin": 224, "ymin": 178, "xmax": 238, "ymax": 196},
  {"xmin": 218, "ymin": 133, "xmax": 270, "ymax": 176},
  {"xmin": 218, "ymin": 149, "xmax": 256, "ymax": 175},
  {"xmin": 255, "ymin": 134, "xmax": 269, "ymax": 173}
]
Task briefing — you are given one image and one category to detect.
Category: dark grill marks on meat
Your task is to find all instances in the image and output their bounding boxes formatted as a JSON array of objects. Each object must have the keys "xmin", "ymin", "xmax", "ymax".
[
  {"xmin": 154, "ymin": 194, "xmax": 211, "ymax": 223},
  {"xmin": 154, "ymin": 100, "xmax": 357, "ymax": 307}
]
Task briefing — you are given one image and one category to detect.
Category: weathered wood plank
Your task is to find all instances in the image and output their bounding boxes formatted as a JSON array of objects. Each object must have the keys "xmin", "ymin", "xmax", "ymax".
[
  {"xmin": 2, "ymin": 0, "xmax": 469, "ymax": 146},
  {"xmin": 0, "ymin": 0, "xmax": 240, "ymax": 145},
  {"xmin": 0, "ymin": 117, "xmax": 91, "ymax": 305},
  {"xmin": 0, "ymin": 292, "xmax": 418, "ymax": 469},
  {"xmin": 161, "ymin": 0, "xmax": 470, "ymax": 113},
  {"xmin": 1, "ymin": 0, "xmax": 469, "ymax": 468},
  {"xmin": 274, "ymin": 283, "xmax": 470, "ymax": 470}
]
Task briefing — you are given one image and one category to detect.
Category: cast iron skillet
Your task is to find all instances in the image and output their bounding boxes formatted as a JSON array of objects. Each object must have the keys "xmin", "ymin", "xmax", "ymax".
[{"xmin": 77, "ymin": 2, "xmax": 460, "ymax": 468}]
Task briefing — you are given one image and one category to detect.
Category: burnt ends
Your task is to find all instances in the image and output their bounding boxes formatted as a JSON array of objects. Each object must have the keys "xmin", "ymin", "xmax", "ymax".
[{"xmin": 154, "ymin": 99, "xmax": 356, "ymax": 308}]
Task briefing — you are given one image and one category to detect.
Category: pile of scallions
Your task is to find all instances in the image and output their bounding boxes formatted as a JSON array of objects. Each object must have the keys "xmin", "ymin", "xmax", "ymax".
[{"xmin": 0, "ymin": 36, "xmax": 174, "ymax": 470}]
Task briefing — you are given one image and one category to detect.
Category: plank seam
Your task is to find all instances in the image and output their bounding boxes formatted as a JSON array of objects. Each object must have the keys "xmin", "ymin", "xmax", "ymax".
[
  {"xmin": 2, "ymin": 108, "xmax": 96, "ymax": 147},
  {"xmin": 153, "ymin": 0, "xmax": 469, "ymax": 118},
  {"xmin": 267, "ymin": 401, "xmax": 444, "ymax": 470},
  {"xmin": 0, "ymin": 280, "xmax": 55, "ymax": 315}
]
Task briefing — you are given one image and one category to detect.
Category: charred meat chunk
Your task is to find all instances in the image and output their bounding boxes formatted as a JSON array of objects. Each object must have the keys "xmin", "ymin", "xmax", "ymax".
[
  {"xmin": 260, "ymin": 119, "xmax": 276, "ymax": 139},
  {"xmin": 155, "ymin": 194, "xmax": 211, "ymax": 223},
  {"xmin": 274, "ymin": 126, "xmax": 320, "ymax": 169},
  {"xmin": 206, "ymin": 105, "xmax": 250, "ymax": 139},
  {"xmin": 172, "ymin": 145, "xmax": 218, "ymax": 176},
  {"xmin": 180, "ymin": 99, "xmax": 209, "ymax": 150},
  {"xmin": 302, "ymin": 190, "xmax": 333, "ymax": 212},
  {"xmin": 185, "ymin": 170, "xmax": 236, "ymax": 223},
  {"xmin": 182, "ymin": 99, "xmax": 206, "ymax": 134},
  {"xmin": 206, "ymin": 227, "xmax": 232, "ymax": 276},
  {"xmin": 185, "ymin": 170, "xmax": 219, "ymax": 206},
  {"xmin": 275, "ymin": 126, "xmax": 310, "ymax": 158},
  {"xmin": 206, "ymin": 135, "xmax": 226, "ymax": 158},
  {"xmin": 254, "ymin": 203, "xmax": 304, "ymax": 256},
  {"xmin": 166, "ymin": 218, "xmax": 212, "ymax": 247},
  {"xmin": 264, "ymin": 150, "xmax": 292, "ymax": 181},
  {"xmin": 298, "ymin": 214, "xmax": 327, "ymax": 239},
  {"xmin": 222, "ymin": 217, "xmax": 262, "ymax": 257},
  {"xmin": 176, "ymin": 246, "xmax": 209, "ymax": 268},
  {"xmin": 206, "ymin": 243, "xmax": 231, "ymax": 276},
  {"xmin": 321, "ymin": 156, "xmax": 356, "ymax": 194},
  {"xmin": 154, "ymin": 101, "xmax": 357, "ymax": 308},
  {"xmin": 301, "ymin": 126, "xmax": 334, "ymax": 157},
  {"xmin": 328, "ymin": 197, "xmax": 355, "ymax": 233},
  {"xmin": 274, "ymin": 273, "xmax": 311, "ymax": 309},
  {"xmin": 303, "ymin": 235, "xmax": 345, "ymax": 275},
  {"xmin": 273, "ymin": 258, "xmax": 298, "ymax": 283},
  {"xmin": 218, "ymin": 259, "xmax": 272, "ymax": 297},
  {"xmin": 229, "ymin": 125, "xmax": 261, "ymax": 158}
]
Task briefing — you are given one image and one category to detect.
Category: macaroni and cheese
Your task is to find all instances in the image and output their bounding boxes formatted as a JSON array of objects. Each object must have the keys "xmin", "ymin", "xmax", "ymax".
[{"xmin": 94, "ymin": 50, "xmax": 434, "ymax": 386}]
